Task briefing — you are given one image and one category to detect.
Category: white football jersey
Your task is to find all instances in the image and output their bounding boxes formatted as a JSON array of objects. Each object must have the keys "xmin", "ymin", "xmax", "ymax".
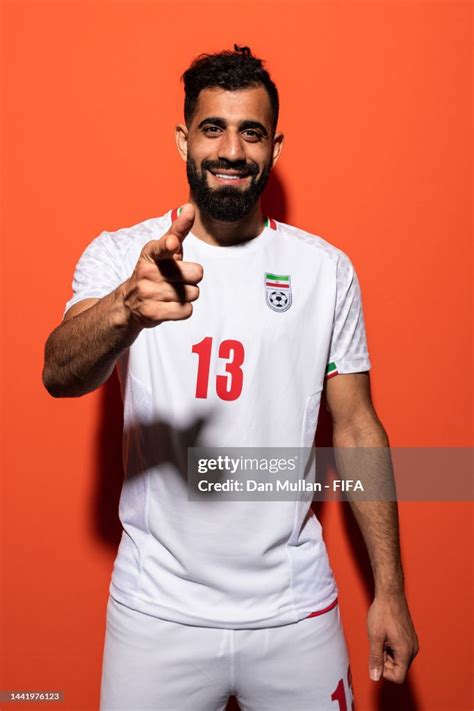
[{"xmin": 64, "ymin": 208, "xmax": 371, "ymax": 629}]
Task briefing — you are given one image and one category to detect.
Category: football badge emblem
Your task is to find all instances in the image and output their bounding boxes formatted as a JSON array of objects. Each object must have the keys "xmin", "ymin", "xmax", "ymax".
[{"xmin": 265, "ymin": 273, "xmax": 292, "ymax": 312}]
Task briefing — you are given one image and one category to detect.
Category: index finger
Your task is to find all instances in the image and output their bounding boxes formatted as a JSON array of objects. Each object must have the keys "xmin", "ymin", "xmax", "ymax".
[{"xmin": 168, "ymin": 202, "xmax": 195, "ymax": 246}]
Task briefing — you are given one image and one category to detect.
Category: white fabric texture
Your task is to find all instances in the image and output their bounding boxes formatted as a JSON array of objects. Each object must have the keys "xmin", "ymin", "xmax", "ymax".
[
  {"xmin": 100, "ymin": 594, "xmax": 353, "ymax": 711},
  {"xmin": 64, "ymin": 210, "xmax": 371, "ymax": 629}
]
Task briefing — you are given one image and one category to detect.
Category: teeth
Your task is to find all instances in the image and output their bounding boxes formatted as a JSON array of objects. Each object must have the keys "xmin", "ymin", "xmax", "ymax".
[{"xmin": 215, "ymin": 174, "xmax": 242, "ymax": 180}]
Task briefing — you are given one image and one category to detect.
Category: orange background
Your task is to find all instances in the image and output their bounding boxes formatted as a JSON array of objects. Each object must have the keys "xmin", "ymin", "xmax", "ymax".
[{"xmin": 1, "ymin": 1, "xmax": 472, "ymax": 710}]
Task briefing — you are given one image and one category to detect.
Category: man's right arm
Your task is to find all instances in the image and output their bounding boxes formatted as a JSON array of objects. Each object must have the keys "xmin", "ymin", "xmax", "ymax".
[
  {"xmin": 42, "ymin": 287, "xmax": 142, "ymax": 398},
  {"xmin": 42, "ymin": 203, "xmax": 200, "ymax": 398}
]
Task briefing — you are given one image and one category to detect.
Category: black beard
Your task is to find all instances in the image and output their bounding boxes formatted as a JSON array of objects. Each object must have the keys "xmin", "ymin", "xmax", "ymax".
[{"xmin": 186, "ymin": 156, "xmax": 272, "ymax": 222}]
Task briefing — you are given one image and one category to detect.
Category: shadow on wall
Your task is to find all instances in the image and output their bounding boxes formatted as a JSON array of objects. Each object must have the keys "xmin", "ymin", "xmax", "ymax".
[
  {"xmin": 262, "ymin": 169, "xmax": 288, "ymax": 223},
  {"xmin": 90, "ymin": 173, "xmax": 419, "ymax": 711}
]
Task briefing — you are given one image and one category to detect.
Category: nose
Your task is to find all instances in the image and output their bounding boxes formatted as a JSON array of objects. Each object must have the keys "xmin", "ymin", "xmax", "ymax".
[{"xmin": 217, "ymin": 129, "xmax": 246, "ymax": 163}]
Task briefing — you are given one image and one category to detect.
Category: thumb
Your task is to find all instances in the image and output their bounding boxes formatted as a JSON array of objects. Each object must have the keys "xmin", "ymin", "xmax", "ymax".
[
  {"xmin": 164, "ymin": 202, "xmax": 195, "ymax": 258},
  {"xmin": 369, "ymin": 637, "xmax": 384, "ymax": 681}
]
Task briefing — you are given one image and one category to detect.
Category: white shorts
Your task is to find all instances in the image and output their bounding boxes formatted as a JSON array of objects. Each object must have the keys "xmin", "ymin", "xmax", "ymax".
[{"xmin": 100, "ymin": 595, "xmax": 354, "ymax": 711}]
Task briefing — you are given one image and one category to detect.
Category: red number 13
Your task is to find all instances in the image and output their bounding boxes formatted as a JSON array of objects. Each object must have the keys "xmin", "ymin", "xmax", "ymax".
[{"xmin": 192, "ymin": 337, "xmax": 245, "ymax": 401}]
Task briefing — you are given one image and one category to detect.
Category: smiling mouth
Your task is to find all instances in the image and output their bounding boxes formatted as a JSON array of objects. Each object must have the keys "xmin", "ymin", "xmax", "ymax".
[{"xmin": 208, "ymin": 170, "xmax": 251, "ymax": 184}]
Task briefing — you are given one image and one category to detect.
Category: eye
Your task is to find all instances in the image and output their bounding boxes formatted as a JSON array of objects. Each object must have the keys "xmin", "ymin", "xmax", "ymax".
[
  {"xmin": 202, "ymin": 125, "xmax": 222, "ymax": 136},
  {"xmin": 242, "ymin": 129, "xmax": 262, "ymax": 141}
]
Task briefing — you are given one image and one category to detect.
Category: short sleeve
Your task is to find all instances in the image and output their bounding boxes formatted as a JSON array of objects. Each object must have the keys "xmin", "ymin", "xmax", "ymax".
[
  {"xmin": 325, "ymin": 252, "xmax": 371, "ymax": 379},
  {"xmin": 63, "ymin": 231, "xmax": 125, "ymax": 317}
]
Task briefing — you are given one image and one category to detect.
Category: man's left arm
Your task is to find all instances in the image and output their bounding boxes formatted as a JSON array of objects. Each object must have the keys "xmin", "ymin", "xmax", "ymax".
[{"xmin": 324, "ymin": 371, "xmax": 419, "ymax": 684}]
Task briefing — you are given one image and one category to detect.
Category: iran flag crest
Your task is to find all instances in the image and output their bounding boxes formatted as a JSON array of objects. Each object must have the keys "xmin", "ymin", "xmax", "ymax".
[{"xmin": 265, "ymin": 272, "xmax": 292, "ymax": 312}]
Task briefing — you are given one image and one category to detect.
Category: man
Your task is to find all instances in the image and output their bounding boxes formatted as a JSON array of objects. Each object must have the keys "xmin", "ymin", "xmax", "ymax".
[{"xmin": 43, "ymin": 45, "xmax": 418, "ymax": 710}]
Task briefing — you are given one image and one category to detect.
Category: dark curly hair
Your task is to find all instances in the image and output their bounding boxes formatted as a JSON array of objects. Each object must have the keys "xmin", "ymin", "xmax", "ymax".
[{"xmin": 182, "ymin": 45, "xmax": 279, "ymax": 132}]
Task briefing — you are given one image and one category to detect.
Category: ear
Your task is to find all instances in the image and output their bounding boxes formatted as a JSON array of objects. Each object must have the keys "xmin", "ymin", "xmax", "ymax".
[
  {"xmin": 271, "ymin": 131, "xmax": 284, "ymax": 167},
  {"xmin": 175, "ymin": 123, "xmax": 188, "ymax": 162}
]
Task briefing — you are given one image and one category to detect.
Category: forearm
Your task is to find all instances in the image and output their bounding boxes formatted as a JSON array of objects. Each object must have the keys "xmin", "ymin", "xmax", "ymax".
[
  {"xmin": 43, "ymin": 282, "xmax": 141, "ymax": 397},
  {"xmin": 333, "ymin": 419, "xmax": 404, "ymax": 597}
]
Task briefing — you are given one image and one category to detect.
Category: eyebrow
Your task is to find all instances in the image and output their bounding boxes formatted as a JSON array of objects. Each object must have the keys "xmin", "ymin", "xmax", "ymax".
[{"xmin": 197, "ymin": 117, "xmax": 269, "ymax": 137}]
